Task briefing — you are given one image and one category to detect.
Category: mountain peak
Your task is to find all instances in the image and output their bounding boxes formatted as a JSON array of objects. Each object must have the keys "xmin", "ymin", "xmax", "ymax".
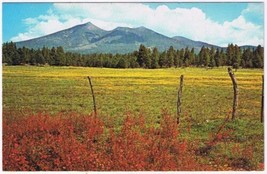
[
  {"xmin": 136, "ymin": 26, "xmax": 148, "ymax": 30},
  {"xmin": 16, "ymin": 21, "xmax": 221, "ymax": 54},
  {"xmin": 80, "ymin": 21, "xmax": 102, "ymax": 31},
  {"xmin": 87, "ymin": 24, "xmax": 98, "ymax": 30}
]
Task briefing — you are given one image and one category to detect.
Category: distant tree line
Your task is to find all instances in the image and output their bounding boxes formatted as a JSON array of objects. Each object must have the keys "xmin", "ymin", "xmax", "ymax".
[{"xmin": 2, "ymin": 42, "xmax": 264, "ymax": 68}]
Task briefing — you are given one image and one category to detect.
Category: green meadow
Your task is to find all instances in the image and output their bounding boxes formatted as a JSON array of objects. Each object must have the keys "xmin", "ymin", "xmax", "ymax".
[{"xmin": 2, "ymin": 66, "xmax": 264, "ymax": 169}]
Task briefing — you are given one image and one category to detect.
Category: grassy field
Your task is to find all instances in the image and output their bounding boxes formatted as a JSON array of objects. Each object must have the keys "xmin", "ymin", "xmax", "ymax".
[{"xmin": 2, "ymin": 66, "xmax": 264, "ymax": 170}]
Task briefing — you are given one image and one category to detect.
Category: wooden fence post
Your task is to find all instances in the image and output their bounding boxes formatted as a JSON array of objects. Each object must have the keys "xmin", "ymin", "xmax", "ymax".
[
  {"xmin": 87, "ymin": 76, "xmax": 97, "ymax": 116},
  {"xmin": 261, "ymin": 75, "xmax": 264, "ymax": 123},
  {"xmin": 228, "ymin": 67, "xmax": 238, "ymax": 120},
  {"xmin": 177, "ymin": 75, "xmax": 184, "ymax": 124}
]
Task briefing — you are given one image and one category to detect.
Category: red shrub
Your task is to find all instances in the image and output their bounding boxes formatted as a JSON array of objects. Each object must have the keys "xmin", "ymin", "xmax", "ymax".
[{"xmin": 3, "ymin": 112, "xmax": 213, "ymax": 171}]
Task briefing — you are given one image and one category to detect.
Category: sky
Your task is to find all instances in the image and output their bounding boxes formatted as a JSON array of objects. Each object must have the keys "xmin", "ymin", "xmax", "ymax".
[{"xmin": 2, "ymin": 2, "xmax": 264, "ymax": 47}]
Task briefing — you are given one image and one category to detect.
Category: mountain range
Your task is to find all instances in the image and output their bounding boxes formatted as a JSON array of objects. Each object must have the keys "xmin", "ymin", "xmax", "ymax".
[{"xmin": 15, "ymin": 22, "xmax": 254, "ymax": 54}]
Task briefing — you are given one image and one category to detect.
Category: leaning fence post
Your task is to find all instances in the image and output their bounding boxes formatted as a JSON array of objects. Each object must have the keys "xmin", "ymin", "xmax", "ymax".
[
  {"xmin": 228, "ymin": 67, "xmax": 238, "ymax": 120},
  {"xmin": 177, "ymin": 75, "xmax": 184, "ymax": 124},
  {"xmin": 87, "ymin": 76, "xmax": 97, "ymax": 116},
  {"xmin": 261, "ymin": 75, "xmax": 264, "ymax": 123}
]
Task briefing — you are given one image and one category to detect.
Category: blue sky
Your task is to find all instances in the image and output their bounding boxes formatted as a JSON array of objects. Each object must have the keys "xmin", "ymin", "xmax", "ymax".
[
  {"xmin": 3, "ymin": 3, "xmax": 53, "ymax": 42},
  {"xmin": 2, "ymin": 2, "xmax": 264, "ymax": 46}
]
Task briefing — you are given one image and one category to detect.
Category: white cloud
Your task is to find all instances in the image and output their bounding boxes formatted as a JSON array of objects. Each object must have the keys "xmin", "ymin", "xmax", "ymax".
[
  {"xmin": 241, "ymin": 3, "xmax": 264, "ymax": 26},
  {"xmin": 23, "ymin": 18, "xmax": 38, "ymax": 25},
  {"xmin": 11, "ymin": 3, "xmax": 264, "ymax": 47},
  {"xmin": 242, "ymin": 3, "xmax": 264, "ymax": 17},
  {"xmin": 11, "ymin": 14, "xmax": 85, "ymax": 41}
]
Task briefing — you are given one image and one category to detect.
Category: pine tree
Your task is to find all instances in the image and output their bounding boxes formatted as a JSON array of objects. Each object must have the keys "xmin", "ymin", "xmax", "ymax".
[
  {"xmin": 137, "ymin": 44, "xmax": 149, "ymax": 68},
  {"xmin": 35, "ymin": 49, "xmax": 45, "ymax": 65},
  {"xmin": 209, "ymin": 47, "xmax": 215, "ymax": 68},
  {"xmin": 232, "ymin": 45, "xmax": 241, "ymax": 69},
  {"xmin": 190, "ymin": 48, "xmax": 195, "ymax": 65},
  {"xmin": 198, "ymin": 46, "xmax": 205, "ymax": 66},
  {"xmin": 42, "ymin": 47, "xmax": 50, "ymax": 64},
  {"xmin": 241, "ymin": 48, "xmax": 252, "ymax": 68},
  {"xmin": 2, "ymin": 43, "xmax": 9, "ymax": 64},
  {"xmin": 95, "ymin": 53, "xmax": 104, "ymax": 67},
  {"xmin": 2, "ymin": 40, "xmax": 264, "ymax": 69},
  {"xmin": 151, "ymin": 47, "xmax": 159, "ymax": 69},
  {"xmin": 12, "ymin": 51, "xmax": 21, "ymax": 65},
  {"xmin": 166, "ymin": 46, "xmax": 175, "ymax": 67},
  {"xmin": 159, "ymin": 51, "xmax": 167, "ymax": 68},
  {"xmin": 116, "ymin": 57, "xmax": 128, "ymax": 68},
  {"xmin": 183, "ymin": 47, "xmax": 190, "ymax": 67},
  {"xmin": 214, "ymin": 48, "xmax": 220, "ymax": 67},
  {"xmin": 174, "ymin": 50, "xmax": 180, "ymax": 68},
  {"xmin": 248, "ymin": 59, "xmax": 253, "ymax": 68},
  {"xmin": 144, "ymin": 47, "xmax": 152, "ymax": 68},
  {"xmin": 226, "ymin": 43, "xmax": 234, "ymax": 66},
  {"xmin": 204, "ymin": 48, "xmax": 210, "ymax": 67},
  {"xmin": 179, "ymin": 48, "xmax": 185, "ymax": 66},
  {"xmin": 194, "ymin": 54, "xmax": 200, "ymax": 67},
  {"xmin": 220, "ymin": 49, "xmax": 226, "ymax": 66},
  {"xmin": 253, "ymin": 45, "xmax": 264, "ymax": 68},
  {"xmin": 128, "ymin": 54, "xmax": 139, "ymax": 68},
  {"xmin": 4, "ymin": 42, "xmax": 21, "ymax": 65},
  {"xmin": 209, "ymin": 56, "xmax": 215, "ymax": 68},
  {"xmin": 56, "ymin": 46, "xmax": 65, "ymax": 66},
  {"xmin": 49, "ymin": 47, "xmax": 57, "ymax": 65}
]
